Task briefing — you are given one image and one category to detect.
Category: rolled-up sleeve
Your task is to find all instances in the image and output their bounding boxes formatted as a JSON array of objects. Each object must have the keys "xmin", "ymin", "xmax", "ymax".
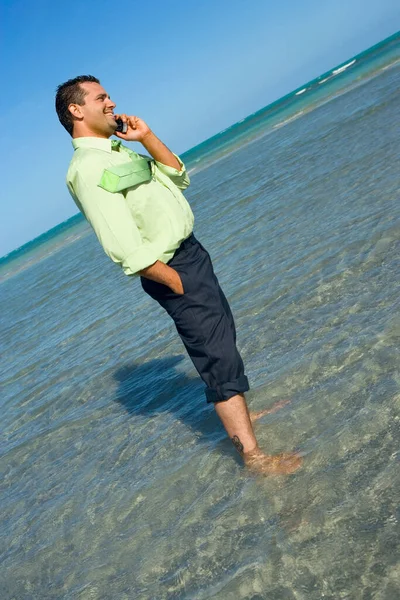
[
  {"xmin": 154, "ymin": 154, "xmax": 190, "ymax": 190},
  {"xmin": 68, "ymin": 162, "xmax": 160, "ymax": 275}
]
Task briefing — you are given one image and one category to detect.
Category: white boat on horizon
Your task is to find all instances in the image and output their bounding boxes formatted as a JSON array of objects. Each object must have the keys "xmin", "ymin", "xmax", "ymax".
[{"xmin": 332, "ymin": 59, "xmax": 356, "ymax": 75}]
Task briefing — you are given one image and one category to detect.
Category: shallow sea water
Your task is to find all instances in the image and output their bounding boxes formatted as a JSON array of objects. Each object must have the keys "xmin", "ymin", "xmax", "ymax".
[{"xmin": 1, "ymin": 65, "xmax": 400, "ymax": 599}]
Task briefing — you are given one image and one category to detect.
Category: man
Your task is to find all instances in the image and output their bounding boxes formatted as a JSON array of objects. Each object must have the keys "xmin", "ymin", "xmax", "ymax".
[{"xmin": 55, "ymin": 75, "xmax": 301, "ymax": 475}]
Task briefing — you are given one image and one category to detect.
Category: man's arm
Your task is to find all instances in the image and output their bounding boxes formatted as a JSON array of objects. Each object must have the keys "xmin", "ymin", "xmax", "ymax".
[
  {"xmin": 141, "ymin": 131, "xmax": 181, "ymax": 171},
  {"xmin": 114, "ymin": 115, "xmax": 181, "ymax": 170},
  {"xmin": 139, "ymin": 260, "xmax": 184, "ymax": 294},
  {"xmin": 68, "ymin": 159, "xmax": 182, "ymax": 287}
]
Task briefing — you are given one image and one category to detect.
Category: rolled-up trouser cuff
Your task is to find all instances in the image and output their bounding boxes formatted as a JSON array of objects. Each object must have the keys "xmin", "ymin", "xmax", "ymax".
[{"xmin": 205, "ymin": 375, "xmax": 250, "ymax": 403}]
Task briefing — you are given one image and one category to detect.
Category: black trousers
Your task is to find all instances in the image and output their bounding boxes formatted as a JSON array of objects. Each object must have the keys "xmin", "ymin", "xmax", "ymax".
[{"xmin": 140, "ymin": 234, "xmax": 250, "ymax": 402}]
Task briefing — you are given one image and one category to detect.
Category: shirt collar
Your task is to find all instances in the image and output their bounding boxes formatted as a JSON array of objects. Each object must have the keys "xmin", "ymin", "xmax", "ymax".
[{"xmin": 72, "ymin": 137, "xmax": 115, "ymax": 153}]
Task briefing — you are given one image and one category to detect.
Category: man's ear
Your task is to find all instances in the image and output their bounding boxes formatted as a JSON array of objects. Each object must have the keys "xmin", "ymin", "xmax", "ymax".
[{"xmin": 68, "ymin": 103, "xmax": 84, "ymax": 120}]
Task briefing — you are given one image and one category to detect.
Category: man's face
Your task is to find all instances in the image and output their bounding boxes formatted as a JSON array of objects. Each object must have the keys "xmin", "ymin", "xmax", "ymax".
[{"xmin": 72, "ymin": 82, "xmax": 117, "ymax": 136}]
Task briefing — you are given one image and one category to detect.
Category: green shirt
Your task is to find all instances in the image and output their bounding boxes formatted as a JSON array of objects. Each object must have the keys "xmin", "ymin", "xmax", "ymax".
[{"xmin": 66, "ymin": 137, "xmax": 194, "ymax": 276}]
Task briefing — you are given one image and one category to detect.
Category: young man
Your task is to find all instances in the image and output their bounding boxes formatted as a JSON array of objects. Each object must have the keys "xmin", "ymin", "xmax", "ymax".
[{"xmin": 55, "ymin": 75, "xmax": 301, "ymax": 475}]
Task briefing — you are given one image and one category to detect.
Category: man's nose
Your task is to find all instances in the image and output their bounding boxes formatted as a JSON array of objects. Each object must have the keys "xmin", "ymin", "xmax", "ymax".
[{"xmin": 107, "ymin": 99, "xmax": 116, "ymax": 109}]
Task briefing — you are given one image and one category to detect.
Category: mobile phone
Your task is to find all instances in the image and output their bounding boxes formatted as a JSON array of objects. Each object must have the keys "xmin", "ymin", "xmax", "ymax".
[{"xmin": 115, "ymin": 118, "xmax": 128, "ymax": 134}]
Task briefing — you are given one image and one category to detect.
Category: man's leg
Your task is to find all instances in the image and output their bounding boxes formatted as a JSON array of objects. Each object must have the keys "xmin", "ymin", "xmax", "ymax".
[
  {"xmin": 141, "ymin": 236, "xmax": 302, "ymax": 475},
  {"xmin": 214, "ymin": 393, "xmax": 257, "ymax": 453}
]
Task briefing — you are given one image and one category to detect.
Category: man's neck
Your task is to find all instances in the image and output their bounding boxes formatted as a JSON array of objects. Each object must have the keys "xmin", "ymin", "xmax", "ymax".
[{"xmin": 72, "ymin": 129, "xmax": 111, "ymax": 140}]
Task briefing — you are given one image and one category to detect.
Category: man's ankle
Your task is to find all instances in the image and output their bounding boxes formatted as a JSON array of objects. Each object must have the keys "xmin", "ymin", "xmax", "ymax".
[{"xmin": 243, "ymin": 444, "xmax": 261, "ymax": 459}]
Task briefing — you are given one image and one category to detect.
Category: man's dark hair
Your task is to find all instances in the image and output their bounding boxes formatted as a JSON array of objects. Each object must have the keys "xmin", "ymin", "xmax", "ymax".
[{"xmin": 55, "ymin": 75, "xmax": 100, "ymax": 135}]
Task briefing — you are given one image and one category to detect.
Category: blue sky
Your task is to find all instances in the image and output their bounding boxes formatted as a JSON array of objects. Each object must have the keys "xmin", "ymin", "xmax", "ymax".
[{"xmin": 0, "ymin": 0, "xmax": 399, "ymax": 257}]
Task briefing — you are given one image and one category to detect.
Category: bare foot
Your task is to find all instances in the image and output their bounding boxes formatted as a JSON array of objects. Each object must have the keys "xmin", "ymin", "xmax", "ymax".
[
  {"xmin": 250, "ymin": 399, "xmax": 291, "ymax": 423},
  {"xmin": 244, "ymin": 448, "xmax": 303, "ymax": 475}
]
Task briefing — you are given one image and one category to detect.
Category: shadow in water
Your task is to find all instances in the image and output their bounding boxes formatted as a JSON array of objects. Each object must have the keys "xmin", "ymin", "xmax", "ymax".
[{"xmin": 113, "ymin": 355, "xmax": 226, "ymax": 446}]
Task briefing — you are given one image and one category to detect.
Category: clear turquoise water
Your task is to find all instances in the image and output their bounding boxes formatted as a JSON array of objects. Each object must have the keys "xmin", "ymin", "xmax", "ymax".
[{"xmin": 1, "ymin": 37, "xmax": 399, "ymax": 599}]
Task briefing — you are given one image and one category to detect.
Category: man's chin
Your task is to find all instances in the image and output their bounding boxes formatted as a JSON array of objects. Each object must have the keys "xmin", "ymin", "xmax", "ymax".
[
  {"xmin": 106, "ymin": 121, "xmax": 118, "ymax": 136},
  {"xmin": 107, "ymin": 115, "xmax": 118, "ymax": 129}
]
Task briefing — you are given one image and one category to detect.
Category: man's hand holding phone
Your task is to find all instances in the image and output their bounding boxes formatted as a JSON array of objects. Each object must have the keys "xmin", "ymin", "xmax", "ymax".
[
  {"xmin": 114, "ymin": 114, "xmax": 152, "ymax": 143},
  {"xmin": 114, "ymin": 114, "xmax": 181, "ymax": 171}
]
